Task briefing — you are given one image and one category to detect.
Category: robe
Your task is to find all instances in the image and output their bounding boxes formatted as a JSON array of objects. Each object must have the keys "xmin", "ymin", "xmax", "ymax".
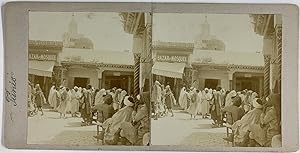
[
  {"xmin": 65, "ymin": 90, "xmax": 72, "ymax": 113},
  {"xmin": 103, "ymin": 106, "xmax": 134, "ymax": 144},
  {"xmin": 232, "ymin": 108, "xmax": 263, "ymax": 144},
  {"xmin": 187, "ymin": 91, "xmax": 200, "ymax": 116},
  {"xmin": 57, "ymin": 90, "xmax": 68, "ymax": 114},
  {"xmin": 197, "ymin": 92, "xmax": 203, "ymax": 114},
  {"xmin": 211, "ymin": 91, "xmax": 222, "ymax": 121},
  {"xmin": 112, "ymin": 90, "xmax": 122, "ymax": 111},
  {"xmin": 201, "ymin": 92, "xmax": 212, "ymax": 115},
  {"xmin": 225, "ymin": 90, "xmax": 236, "ymax": 107},
  {"xmin": 81, "ymin": 90, "xmax": 92, "ymax": 120},
  {"xmin": 119, "ymin": 90, "xmax": 127, "ymax": 109},
  {"xmin": 95, "ymin": 89, "xmax": 106, "ymax": 105},
  {"xmin": 120, "ymin": 104, "xmax": 149, "ymax": 145},
  {"xmin": 152, "ymin": 84, "xmax": 163, "ymax": 113},
  {"xmin": 52, "ymin": 90, "xmax": 60, "ymax": 110},
  {"xmin": 179, "ymin": 88, "xmax": 189, "ymax": 110},
  {"xmin": 70, "ymin": 90, "xmax": 80, "ymax": 114},
  {"xmin": 48, "ymin": 86, "xmax": 55, "ymax": 107}
]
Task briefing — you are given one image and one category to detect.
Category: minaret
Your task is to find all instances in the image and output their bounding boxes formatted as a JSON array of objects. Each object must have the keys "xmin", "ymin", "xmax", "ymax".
[
  {"xmin": 68, "ymin": 13, "xmax": 78, "ymax": 35},
  {"xmin": 201, "ymin": 15, "xmax": 210, "ymax": 39}
]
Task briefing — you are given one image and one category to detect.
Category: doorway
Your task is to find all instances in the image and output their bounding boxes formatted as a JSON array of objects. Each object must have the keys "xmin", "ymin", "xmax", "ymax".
[
  {"xmin": 235, "ymin": 77, "xmax": 259, "ymax": 93},
  {"xmin": 105, "ymin": 76, "xmax": 129, "ymax": 91},
  {"xmin": 165, "ymin": 77, "xmax": 175, "ymax": 89},
  {"xmin": 110, "ymin": 79, "xmax": 122, "ymax": 89},
  {"xmin": 74, "ymin": 77, "xmax": 89, "ymax": 88},
  {"xmin": 204, "ymin": 79, "xmax": 220, "ymax": 89}
]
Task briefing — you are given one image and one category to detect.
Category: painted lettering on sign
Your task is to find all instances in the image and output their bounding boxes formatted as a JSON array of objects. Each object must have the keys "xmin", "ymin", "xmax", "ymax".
[
  {"xmin": 29, "ymin": 53, "xmax": 57, "ymax": 61},
  {"xmin": 157, "ymin": 55, "xmax": 187, "ymax": 63}
]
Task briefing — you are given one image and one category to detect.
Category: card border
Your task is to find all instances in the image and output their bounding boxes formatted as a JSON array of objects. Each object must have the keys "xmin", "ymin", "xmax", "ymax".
[{"xmin": 2, "ymin": 2, "xmax": 299, "ymax": 152}]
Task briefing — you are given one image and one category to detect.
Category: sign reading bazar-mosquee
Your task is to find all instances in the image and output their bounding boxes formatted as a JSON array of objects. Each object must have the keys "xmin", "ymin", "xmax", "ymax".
[
  {"xmin": 157, "ymin": 55, "xmax": 188, "ymax": 63},
  {"xmin": 29, "ymin": 53, "xmax": 57, "ymax": 61}
]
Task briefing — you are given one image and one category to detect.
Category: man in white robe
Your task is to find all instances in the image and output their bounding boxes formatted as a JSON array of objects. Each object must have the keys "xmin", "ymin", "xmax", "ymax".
[
  {"xmin": 201, "ymin": 88, "xmax": 212, "ymax": 119},
  {"xmin": 48, "ymin": 85, "xmax": 55, "ymax": 108}
]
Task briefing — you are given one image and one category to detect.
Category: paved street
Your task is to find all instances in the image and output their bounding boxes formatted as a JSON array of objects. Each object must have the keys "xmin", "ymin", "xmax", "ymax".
[
  {"xmin": 28, "ymin": 109, "xmax": 231, "ymax": 146},
  {"xmin": 151, "ymin": 110, "xmax": 231, "ymax": 147},
  {"xmin": 27, "ymin": 109, "xmax": 99, "ymax": 145}
]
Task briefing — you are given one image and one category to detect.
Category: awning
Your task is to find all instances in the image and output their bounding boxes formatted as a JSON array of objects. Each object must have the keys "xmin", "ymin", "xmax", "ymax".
[
  {"xmin": 152, "ymin": 62, "xmax": 185, "ymax": 79},
  {"xmin": 29, "ymin": 61, "xmax": 55, "ymax": 77}
]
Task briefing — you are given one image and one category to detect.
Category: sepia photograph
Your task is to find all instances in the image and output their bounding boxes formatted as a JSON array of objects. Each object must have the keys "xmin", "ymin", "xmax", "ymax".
[
  {"xmin": 151, "ymin": 13, "xmax": 282, "ymax": 147},
  {"xmin": 27, "ymin": 12, "xmax": 152, "ymax": 146},
  {"xmin": 2, "ymin": 1, "xmax": 299, "ymax": 151}
]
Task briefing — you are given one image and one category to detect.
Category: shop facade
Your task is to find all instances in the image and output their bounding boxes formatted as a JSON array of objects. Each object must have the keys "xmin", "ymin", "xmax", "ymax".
[
  {"xmin": 60, "ymin": 63, "xmax": 134, "ymax": 94},
  {"xmin": 192, "ymin": 64, "xmax": 264, "ymax": 97},
  {"xmin": 58, "ymin": 48, "xmax": 134, "ymax": 93},
  {"xmin": 152, "ymin": 41, "xmax": 194, "ymax": 100},
  {"xmin": 152, "ymin": 41, "xmax": 265, "ymax": 97},
  {"xmin": 192, "ymin": 50, "xmax": 265, "ymax": 97},
  {"xmin": 28, "ymin": 40, "xmax": 63, "ymax": 98}
]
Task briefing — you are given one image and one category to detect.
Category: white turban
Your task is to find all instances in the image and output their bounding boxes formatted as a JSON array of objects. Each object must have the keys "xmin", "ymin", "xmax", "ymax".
[
  {"xmin": 252, "ymin": 98, "xmax": 263, "ymax": 109},
  {"xmin": 124, "ymin": 96, "xmax": 134, "ymax": 107}
]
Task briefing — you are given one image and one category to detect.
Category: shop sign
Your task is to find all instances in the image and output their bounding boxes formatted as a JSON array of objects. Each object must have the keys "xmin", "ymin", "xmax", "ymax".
[
  {"xmin": 29, "ymin": 53, "xmax": 57, "ymax": 61},
  {"xmin": 157, "ymin": 55, "xmax": 188, "ymax": 63}
]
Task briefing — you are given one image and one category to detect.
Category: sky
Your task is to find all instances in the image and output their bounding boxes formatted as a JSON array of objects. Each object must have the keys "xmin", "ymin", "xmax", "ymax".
[
  {"xmin": 153, "ymin": 13, "xmax": 263, "ymax": 53},
  {"xmin": 29, "ymin": 12, "xmax": 263, "ymax": 53},
  {"xmin": 29, "ymin": 12, "xmax": 133, "ymax": 52}
]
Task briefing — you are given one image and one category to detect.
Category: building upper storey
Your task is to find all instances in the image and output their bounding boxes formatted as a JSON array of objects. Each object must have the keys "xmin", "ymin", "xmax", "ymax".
[
  {"xmin": 194, "ymin": 16, "xmax": 225, "ymax": 51},
  {"xmin": 63, "ymin": 14, "xmax": 94, "ymax": 49}
]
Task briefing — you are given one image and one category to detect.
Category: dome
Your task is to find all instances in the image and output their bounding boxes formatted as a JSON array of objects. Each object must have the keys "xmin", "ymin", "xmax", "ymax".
[
  {"xmin": 206, "ymin": 39, "xmax": 225, "ymax": 51},
  {"xmin": 73, "ymin": 37, "xmax": 94, "ymax": 49},
  {"xmin": 194, "ymin": 16, "xmax": 225, "ymax": 51}
]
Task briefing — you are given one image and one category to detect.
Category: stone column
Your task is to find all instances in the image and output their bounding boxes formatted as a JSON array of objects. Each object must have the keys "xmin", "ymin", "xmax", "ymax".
[
  {"xmin": 275, "ymin": 21, "xmax": 282, "ymax": 94},
  {"xmin": 139, "ymin": 13, "xmax": 152, "ymax": 91},
  {"xmin": 262, "ymin": 31, "xmax": 274, "ymax": 97},
  {"xmin": 263, "ymin": 55, "xmax": 271, "ymax": 98},
  {"xmin": 133, "ymin": 53, "xmax": 141, "ymax": 97}
]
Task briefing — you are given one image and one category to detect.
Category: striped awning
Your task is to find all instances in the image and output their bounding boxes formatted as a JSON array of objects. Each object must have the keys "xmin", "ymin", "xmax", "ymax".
[
  {"xmin": 29, "ymin": 61, "xmax": 55, "ymax": 77},
  {"xmin": 152, "ymin": 62, "xmax": 185, "ymax": 79}
]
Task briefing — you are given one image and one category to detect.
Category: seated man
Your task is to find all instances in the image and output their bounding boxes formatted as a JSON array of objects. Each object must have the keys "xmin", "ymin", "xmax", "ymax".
[
  {"xmin": 92, "ymin": 94, "xmax": 115, "ymax": 123},
  {"xmin": 222, "ymin": 96, "xmax": 245, "ymax": 125},
  {"xmin": 248, "ymin": 93, "xmax": 281, "ymax": 147},
  {"xmin": 119, "ymin": 92, "xmax": 150, "ymax": 145},
  {"xmin": 92, "ymin": 94, "xmax": 115, "ymax": 140},
  {"xmin": 231, "ymin": 98, "xmax": 264, "ymax": 146},
  {"xmin": 222, "ymin": 96, "xmax": 245, "ymax": 142},
  {"xmin": 101, "ymin": 96, "xmax": 135, "ymax": 145}
]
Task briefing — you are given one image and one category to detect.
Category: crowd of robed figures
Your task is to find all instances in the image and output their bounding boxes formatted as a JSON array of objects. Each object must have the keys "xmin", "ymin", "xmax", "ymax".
[
  {"xmin": 151, "ymin": 80, "xmax": 281, "ymax": 147},
  {"xmin": 28, "ymin": 81, "xmax": 150, "ymax": 146}
]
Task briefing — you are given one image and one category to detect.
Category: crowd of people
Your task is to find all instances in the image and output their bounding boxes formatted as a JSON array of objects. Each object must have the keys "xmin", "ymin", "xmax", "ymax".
[
  {"xmin": 28, "ymin": 81, "xmax": 150, "ymax": 146},
  {"xmin": 151, "ymin": 80, "xmax": 281, "ymax": 147}
]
